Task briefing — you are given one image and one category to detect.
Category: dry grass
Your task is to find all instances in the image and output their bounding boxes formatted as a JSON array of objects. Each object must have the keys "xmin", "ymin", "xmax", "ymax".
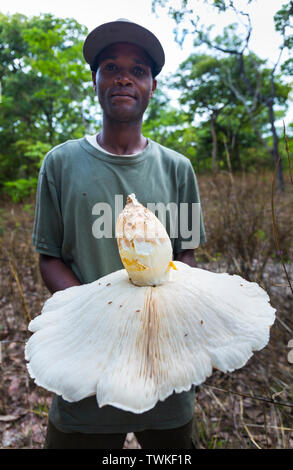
[
  {"xmin": 0, "ymin": 171, "xmax": 292, "ymax": 449},
  {"xmin": 193, "ymin": 171, "xmax": 293, "ymax": 449}
]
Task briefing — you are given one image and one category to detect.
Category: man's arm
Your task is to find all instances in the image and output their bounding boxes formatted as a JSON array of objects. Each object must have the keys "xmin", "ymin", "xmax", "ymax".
[
  {"xmin": 39, "ymin": 250, "xmax": 196, "ymax": 295},
  {"xmin": 173, "ymin": 249, "xmax": 196, "ymax": 268},
  {"xmin": 39, "ymin": 254, "xmax": 81, "ymax": 294}
]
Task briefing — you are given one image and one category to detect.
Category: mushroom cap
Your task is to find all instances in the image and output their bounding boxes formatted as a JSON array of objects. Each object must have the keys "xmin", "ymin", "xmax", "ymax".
[
  {"xmin": 25, "ymin": 261, "xmax": 276, "ymax": 414},
  {"xmin": 116, "ymin": 194, "xmax": 173, "ymax": 286}
]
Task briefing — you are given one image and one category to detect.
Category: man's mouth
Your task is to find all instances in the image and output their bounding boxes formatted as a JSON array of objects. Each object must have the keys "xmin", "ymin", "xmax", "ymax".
[{"xmin": 111, "ymin": 92, "xmax": 136, "ymax": 99}]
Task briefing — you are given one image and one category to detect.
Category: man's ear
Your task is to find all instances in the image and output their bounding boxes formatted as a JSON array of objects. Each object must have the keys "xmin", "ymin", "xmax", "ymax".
[
  {"xmin": 150, "ymin": 79, "xmax": 157, "ymax": 98},
  {"xmin": 92, "ymin": 71, "xmax": 97, "ymax": 91}
]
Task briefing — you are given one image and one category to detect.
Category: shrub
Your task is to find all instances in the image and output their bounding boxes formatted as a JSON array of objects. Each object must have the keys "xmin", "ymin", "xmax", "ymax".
[{"xmin": 3, "ymin": 177, "xmax": 38, "ymax": 203}]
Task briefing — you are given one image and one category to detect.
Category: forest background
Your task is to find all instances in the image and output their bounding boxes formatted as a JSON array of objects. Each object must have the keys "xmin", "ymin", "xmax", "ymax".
[{"xmin": 0, "ymin": 0, "xmax": 293, "ymax": 449}]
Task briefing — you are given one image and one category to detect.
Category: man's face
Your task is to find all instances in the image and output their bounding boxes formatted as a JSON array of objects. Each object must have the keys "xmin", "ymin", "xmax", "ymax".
[{"xmin": 92, "ymin": 42, "xmax": 157, "ymax": 123}]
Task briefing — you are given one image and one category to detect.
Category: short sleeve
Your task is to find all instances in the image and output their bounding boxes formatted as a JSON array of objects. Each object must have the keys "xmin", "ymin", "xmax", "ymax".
[
  {"xmin": 173, "ymin": 160, "xmax": 206, "ymax": 254},
  {"xmin": 32, "ymin": 160, "xmax": 63, "ymax": 258}
]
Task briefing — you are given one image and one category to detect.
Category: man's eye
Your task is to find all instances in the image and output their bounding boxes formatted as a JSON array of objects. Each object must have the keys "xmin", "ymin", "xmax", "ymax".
[
  {"xmin": 133, "ymin": 66, "xmax": 146, "ymax": 76},
  {"xmin": 104, "ymin": 63, "xmax": 117, "ymax": 71}
]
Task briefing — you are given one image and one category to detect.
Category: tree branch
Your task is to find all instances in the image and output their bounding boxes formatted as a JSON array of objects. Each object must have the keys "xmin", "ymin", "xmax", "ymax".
[{"xmin": 224, "ymin": 65, "xmax": 272, "ymax": 153}]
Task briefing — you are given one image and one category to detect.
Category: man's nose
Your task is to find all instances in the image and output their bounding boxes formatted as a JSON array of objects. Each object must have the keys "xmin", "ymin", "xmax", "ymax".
[{"xmin": 114, "ymin": 72, "xmax": 133, "ymax": 86}]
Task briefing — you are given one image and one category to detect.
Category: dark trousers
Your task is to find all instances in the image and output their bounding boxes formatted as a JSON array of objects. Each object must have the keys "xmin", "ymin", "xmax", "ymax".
[{"xmin": 44, "ymin": 419, "xmax": 194, "ymax": 449}]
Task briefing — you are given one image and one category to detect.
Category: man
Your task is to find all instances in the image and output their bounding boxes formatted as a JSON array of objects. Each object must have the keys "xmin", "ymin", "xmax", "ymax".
[{"xmin": 33, "ymin": 19, "xmax": 206, "ymax": 449}]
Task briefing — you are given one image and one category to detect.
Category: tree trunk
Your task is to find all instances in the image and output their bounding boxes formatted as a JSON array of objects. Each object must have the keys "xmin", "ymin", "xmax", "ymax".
[
  {"xmin": 210, "ymin": 115, "xmax": 218, "ymax": 173},
  {"xmin": 267, "ymin": 99, "xmax": 284, "ymax": 191},
  {"xmin": 232, "ymin": 134, "xmax": 242, "ymax": 171}
]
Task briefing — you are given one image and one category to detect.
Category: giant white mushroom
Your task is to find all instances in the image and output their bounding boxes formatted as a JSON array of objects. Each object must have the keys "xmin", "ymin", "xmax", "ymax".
[{"xmin": 25, "ymin": 194, "xmax": 276, "ymax": 413}]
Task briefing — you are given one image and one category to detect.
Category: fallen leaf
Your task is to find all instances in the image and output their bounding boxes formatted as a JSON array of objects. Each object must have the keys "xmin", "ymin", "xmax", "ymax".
[
  {"xmin": 8, "ymin": 377, "xmax": 21, "ymax": 396},
  {"xmin": 0, "ymin": 415, "xmax": 19, "ymax": 422}
]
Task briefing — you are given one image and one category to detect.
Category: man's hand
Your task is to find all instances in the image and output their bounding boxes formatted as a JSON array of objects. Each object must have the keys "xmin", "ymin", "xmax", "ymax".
[
  {"xmin": 173, "ymin": 249, "xmax": 196, "ymax": 268},
  {"xmin": 39, "ymin": 254, "xmax": 81, "ymax": 294}
]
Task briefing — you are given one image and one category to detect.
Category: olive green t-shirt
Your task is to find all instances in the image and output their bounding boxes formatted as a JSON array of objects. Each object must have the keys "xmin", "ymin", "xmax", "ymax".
[{"xmin": 32, "ymin": 136, "xmax": 206, "ymax": 433}]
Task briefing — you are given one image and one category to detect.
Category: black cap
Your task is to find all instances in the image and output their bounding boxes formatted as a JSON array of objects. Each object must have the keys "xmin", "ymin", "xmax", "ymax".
[{"xmin": 83, "ymin": 18, "xmax": 165, "ymax": 77}]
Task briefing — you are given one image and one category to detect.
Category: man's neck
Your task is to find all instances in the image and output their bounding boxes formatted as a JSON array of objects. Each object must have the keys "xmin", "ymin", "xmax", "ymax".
[{"xmin": 97, "ymin": 119, "xmax": 147, "ymax": 155}]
